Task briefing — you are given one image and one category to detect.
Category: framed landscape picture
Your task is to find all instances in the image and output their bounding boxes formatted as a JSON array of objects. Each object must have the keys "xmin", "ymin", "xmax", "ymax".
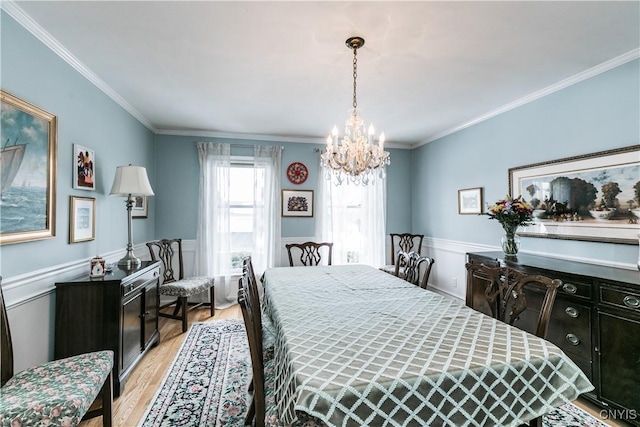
[
  {"xmin": 509, "ymin": 145, "xmax": 640, "ymax": 244},
  {"xmin": 0, "ymin": 90, "xmax": 57, "ymax": 245},
  {"xmin": 282, "ymin": 189, "xmax": 314, "ymax": 217},
  {"xmin": 74, "ymin": 144, "xmax": 95, "ymax": 190}
]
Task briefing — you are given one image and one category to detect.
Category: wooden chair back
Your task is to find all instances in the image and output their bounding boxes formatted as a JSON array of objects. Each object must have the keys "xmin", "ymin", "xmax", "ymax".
[
  {"xmin": 395, "ymin": 251, "xmax": 435, "ymax": 289},
  {"xmin": 242, "ymin": 256, "xmax": 264, "ymax": 357},
  {"xmin": 1, "ymin": 278, "xmax": 14, "ymax": 386},
  {"xmin": 286, "ymin": 241, "xmax": 333, "ymax": 266},
  {"xmin": 465, "ymin": 260, "xmax": 562, "ymax": 339},
  {"xmin": 238, "ymin": 285, "xmax": 266, "ymax": 427},
  {"xmin": 390, "ymin": 234, "xmax": 424, "ymax": 266},
  {"xmin": 146, "ymin": 238, "xmax": 185, "ymax": 283}
]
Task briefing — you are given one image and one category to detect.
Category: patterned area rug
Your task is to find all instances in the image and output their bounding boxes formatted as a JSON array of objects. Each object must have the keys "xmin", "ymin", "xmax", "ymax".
[{"xmin": 138, "ymin": 320, "xmax": 608, "ymax": 427}]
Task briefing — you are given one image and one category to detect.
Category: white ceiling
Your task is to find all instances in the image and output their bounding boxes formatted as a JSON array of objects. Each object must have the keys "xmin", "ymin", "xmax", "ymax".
[{"xmin": 7, "ymin": 1, "xmax": 640, "ymax": 148}]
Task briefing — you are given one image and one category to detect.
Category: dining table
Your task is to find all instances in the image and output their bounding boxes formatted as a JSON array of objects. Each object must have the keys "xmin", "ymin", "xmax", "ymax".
[{"xmin": 261, "ymin": 264, "xmax": 594, "ymax": 427}]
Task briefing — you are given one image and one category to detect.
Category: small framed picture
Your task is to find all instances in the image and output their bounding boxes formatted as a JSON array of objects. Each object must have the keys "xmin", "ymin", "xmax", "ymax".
[
  {"xmin": 70, "ymin": 196, "xmax": 95, "ymax": 243},
  {"xmin": 282, "ymin": 189, "xmax": 314, "ymax": 217},
  {"xmin": 458, "ymin": 187, "xmax": 483, "ymax": 215},
  {"xmin": 73, "ymin": 144, "xmax": 95, "ymax": 190},
  {"xmin": 132, "ymin": 195, "xmax": 148, "ymax": 219}
]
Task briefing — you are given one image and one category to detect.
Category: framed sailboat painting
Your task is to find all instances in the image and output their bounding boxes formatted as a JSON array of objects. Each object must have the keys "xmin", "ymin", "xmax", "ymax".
[{"xmin": 0, "ymin": 90, "xmax": 57, "ymax": 245}]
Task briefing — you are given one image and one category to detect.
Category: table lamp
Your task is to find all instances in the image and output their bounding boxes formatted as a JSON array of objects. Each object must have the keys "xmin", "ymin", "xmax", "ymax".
[{"xmin": 110, "ymin": 165, "xmax": 154, "ymax": 269}]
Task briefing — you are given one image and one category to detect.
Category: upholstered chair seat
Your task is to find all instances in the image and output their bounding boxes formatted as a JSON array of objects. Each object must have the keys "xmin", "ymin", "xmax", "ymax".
[
  {"xmin": 158, "ymin": 276, "xmax": 214, "ymax": 297},
  {"xmin": 0, "ymin": 351, "xmax": 113, "ymax": 426}
]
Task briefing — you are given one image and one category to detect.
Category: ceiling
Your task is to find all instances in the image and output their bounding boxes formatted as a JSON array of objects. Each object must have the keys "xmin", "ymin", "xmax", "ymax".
[{"xmin": 7, "ymin": 1, "xmax": 640, "ymax": 148}]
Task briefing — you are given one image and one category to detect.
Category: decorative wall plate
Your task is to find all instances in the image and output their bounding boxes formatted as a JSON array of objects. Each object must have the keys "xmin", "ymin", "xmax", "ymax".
[{"xmin": 286, "ymin": 162, "xmax": 309, "ymax": 184}]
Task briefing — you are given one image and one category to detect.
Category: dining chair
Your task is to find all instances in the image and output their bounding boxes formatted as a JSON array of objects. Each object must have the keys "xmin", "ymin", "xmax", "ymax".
[
  {"xmin": 0, "ymin": 280, "xmax": 114, "ymax": 426},
  {"xmin": 394, "ymin": 251, "xmax": 434, "ymax": 289},
  {"xmin": 285, "ymin": 241, "xmax": 333, "ymax": 266},
  {"xmin": 241, "ymin": 256, "xmax": 275, "ymax": 360},
  {"xmin": 380, "ymin": 233, "xmax": 424, "ymax": 275},
  {"xmin": 146, "ymin": 238, "xmax": 215, "ymax": 332},
  {"xmin": 465, "ymin": 259, "xmax": 562, "ymax": 339},
  {"xmin": 238, "ymin": 285, "xmax": 326, "ymax": 427}
]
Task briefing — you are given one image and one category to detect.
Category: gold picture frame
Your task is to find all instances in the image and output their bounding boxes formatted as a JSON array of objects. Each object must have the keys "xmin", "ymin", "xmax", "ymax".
[
  {"xmin": 1, "ymin": 90, "xmax": 57, "ymax": 245},
  {"xmin": 509, "ymin": 145, "xmax": 640, "ymax": 244},
  {"xmin": 70, "ymin": 196, "xmax": 95, "ymax": 243},
  {"xmin": 458, "ymin": 187, "xmax": 483, "ymax": 215}
]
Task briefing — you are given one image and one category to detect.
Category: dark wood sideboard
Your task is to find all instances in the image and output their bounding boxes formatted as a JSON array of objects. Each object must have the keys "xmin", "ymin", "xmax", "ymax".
[
  {"xmin": 54, "ymin": 261, "xmax": 160, "ymax": 397},
  {"xmin": 466, "ymin": 251, "xmax": 640, "ymax": 425}
]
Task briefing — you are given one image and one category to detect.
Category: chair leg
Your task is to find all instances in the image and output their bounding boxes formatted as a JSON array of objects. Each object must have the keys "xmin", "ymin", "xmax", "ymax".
[
  {"xmin": 172, "ymin": 299, "xmax": 181, "ymax": 316},
  {"xmin": 180, "ymin": 297, "xmax": 188, "ymax": 332},
  {"xmin": 101, "ymin": 370, "xmax": 113, "ymax": 427},
  {"xmin": 245, "ymin": 396, "xmax": 255, "ymax": 425},
  {"xmin": 209, "ymin": 286, "xmax": 215, "ymax": 317},
  {"xmin": 528, "ymin": 415, "xmax": 542, "ymax": 427}
]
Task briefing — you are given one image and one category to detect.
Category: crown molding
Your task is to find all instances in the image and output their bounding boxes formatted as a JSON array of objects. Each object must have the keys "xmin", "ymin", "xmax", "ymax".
[
  {"xmin": 414, "ymin": 48, "xmax": 640, "ymax": 149},
  {"xmin": 155, "ymin": 128, "xmax": 411, "ymax": 149},
  {"xmin": 2, "ymin": 0, "xmax": 157, "ymax": 132},
  {"xmin": 5, "ymin": 1, "xmax": 635, "ymax": 149}
]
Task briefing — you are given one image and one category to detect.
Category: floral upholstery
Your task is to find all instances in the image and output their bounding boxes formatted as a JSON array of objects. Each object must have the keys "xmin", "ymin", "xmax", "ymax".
[
  {"xmin": 0, "ymin": 350, "xmax": 113, "ymax": 427},
  {"xmin": 159, "ymin": 276, "xmax": 214, "ymax": 297}
]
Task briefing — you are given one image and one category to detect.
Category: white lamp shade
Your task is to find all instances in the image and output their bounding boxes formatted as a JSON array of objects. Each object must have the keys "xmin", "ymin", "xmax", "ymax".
[{"xmin": 109, "ymin": 165, "xmax": 155, "ymax": 196}]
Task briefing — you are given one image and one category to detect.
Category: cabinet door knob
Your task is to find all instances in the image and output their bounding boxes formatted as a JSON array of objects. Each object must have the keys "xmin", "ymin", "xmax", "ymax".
[
  {"xmin": 562, "ymin": 283, "xmax": 577, "ymax": 294},
  {"xmin": 564, "ymin": 307, "xmax": 579, "ymax": 318},
  {"xmin": 566, "ymin": 333, "xmax": 580, "ymax": 346},
  {"xmin": 623, "ymin": 295, "xmax": 640, "ymax": 308}
]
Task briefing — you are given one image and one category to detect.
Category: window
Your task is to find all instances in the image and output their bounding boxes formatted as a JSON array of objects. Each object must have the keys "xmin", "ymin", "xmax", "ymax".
[
  {"xmin": 229, "ymin": 160, "xmax": 261, "ymax": 271},
  {"xmin": 317, "ymin": 173, "xmax": 386, "ymax": 267}
]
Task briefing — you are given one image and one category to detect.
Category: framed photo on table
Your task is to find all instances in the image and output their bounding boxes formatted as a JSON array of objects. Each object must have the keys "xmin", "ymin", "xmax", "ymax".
[
  {"xmin": 282, "ymin": 189, "xmax": 314, "ymax": 217},
  {"xmin": 69, "ymin": 196, "xmax": 95, "ymax": 243},
  {"xmin": 1, "ymin": 90, "xmax": 57, "ymax": 245},
  {"xmin": 132, "ymin": 195, "xmax": 148, "ymax": 219},
  {"xmin": 458, "ymin": 187, "xmax": 483, "ymax": 214},
  {"xmin": 509, "ymin": 145, "xmax": 640, "ymax": 244}
]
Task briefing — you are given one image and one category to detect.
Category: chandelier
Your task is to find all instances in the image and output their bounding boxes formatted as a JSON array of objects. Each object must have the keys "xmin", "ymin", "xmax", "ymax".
[{"xmin": 321, "ymin": 36, "xmax": 390, "ymax": 185}]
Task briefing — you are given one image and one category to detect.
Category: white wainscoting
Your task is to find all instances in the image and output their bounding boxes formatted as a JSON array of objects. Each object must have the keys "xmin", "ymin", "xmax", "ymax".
[{"xmin": 3, "ymin": 237, "xmax": 636, "ymax": 372}]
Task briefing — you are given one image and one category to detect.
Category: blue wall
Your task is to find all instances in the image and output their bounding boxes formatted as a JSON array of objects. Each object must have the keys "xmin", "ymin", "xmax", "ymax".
[
  {"xmin": 0, "ymin": 12, "xmax": 156, "ymax": 278},
  {"xmin": 412, "ymin": 59, "xmax": 640, "ymax": 265},
  {"xmin": 153, "ymin": 134, "xmax": 412, "ymax": 239}
]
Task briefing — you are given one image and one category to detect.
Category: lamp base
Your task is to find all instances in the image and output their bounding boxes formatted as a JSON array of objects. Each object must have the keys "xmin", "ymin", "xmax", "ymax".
[{"xmin": 118, "ymin": 252, "xmax": 141, "ymax": 270}]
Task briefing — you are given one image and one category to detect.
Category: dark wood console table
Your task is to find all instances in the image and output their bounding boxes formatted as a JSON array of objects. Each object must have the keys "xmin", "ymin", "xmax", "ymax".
[
  {"xmin": 466, "ymin": 252, "xmax": 640, "ymax": 425},
  {"xmin": 55, "ymin": 261, "xmax": 160, "ymax": 397}
]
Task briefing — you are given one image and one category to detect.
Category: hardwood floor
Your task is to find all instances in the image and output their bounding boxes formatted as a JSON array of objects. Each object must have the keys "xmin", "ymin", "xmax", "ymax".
[
  {"xmin": 80, "ymin": 304, "xmax": 629, "ymax": 427},
  {"xmin": 80, "ymin": 304, "xmax": 241, "ymax": 427}
]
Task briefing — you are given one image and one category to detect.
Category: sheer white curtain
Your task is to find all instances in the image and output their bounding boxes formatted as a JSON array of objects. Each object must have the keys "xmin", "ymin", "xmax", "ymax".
[
  {"xmin": 195, "ymin": 142, "xmax": 282, "ymax": 309},
  {"xmin": 252, "ymin": 145, "xmax": 282, "ymax": 276},
  {"xmin": 195, "ymin": 142, "xmax": 234, "ymax": 308},
  {"xmin": 316, "ymin": 164, "xmax": 386, "ymax": 267}
]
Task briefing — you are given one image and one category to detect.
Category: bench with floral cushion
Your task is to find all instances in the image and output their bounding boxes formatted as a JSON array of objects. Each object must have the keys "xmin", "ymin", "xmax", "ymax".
[{"xmin": 0, "ymin": 279, "xmax": 114, "ymax": 427}]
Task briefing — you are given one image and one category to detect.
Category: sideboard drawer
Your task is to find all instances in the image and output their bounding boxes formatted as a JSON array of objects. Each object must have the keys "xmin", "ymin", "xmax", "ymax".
[
  {"xmin": 555, "ymin": 276, "xmax": 592, "ymax": 300},
  {"xmin": 600, "ymin": 284, "xmax": 640, "ymax": 313},
  {"xmin": 547, "ymin": 298, "xmax": 592, "ymax": 360}
]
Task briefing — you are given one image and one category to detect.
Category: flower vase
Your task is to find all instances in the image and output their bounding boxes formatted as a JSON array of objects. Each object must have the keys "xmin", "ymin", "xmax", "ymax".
[{"xmin": 501, "ymin": 229, "xmax": 520, "ymax": 256}]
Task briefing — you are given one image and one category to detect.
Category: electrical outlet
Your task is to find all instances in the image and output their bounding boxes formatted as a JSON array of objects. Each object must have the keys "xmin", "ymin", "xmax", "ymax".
[{"xmin": 452, "ymin": 277, "xmax": 457, "ymax": 288}]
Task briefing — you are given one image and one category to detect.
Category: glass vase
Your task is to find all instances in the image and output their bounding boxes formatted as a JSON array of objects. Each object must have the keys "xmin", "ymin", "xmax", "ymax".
[{"xmin": 501, "ymin": 230, "xmax": 520, "ymax": 256}]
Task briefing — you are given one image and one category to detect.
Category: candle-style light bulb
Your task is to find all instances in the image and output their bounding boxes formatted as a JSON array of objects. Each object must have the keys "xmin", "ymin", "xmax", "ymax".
[
  {"xmin": 326, "ymin": 135, "xmax": 333, "ymax": 150},
  {"xmin": 332, "ymin": 126, "xmax": 339, "ymax": 148},
  {"xmin": 378, "ymin": 132, "xmax": 385, "ymax": 150}
]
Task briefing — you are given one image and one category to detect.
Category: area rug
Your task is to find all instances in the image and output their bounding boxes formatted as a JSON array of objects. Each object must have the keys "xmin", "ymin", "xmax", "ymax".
[{"xmin": 138, "ymin": 319, "xmax": 608, "ymax": 427}]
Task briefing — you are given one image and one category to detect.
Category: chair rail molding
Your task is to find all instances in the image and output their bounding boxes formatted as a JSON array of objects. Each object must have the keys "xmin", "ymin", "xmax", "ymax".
[{"xmin": 2, "ymin": 243, "xmax": 149, "ymax": 308}]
